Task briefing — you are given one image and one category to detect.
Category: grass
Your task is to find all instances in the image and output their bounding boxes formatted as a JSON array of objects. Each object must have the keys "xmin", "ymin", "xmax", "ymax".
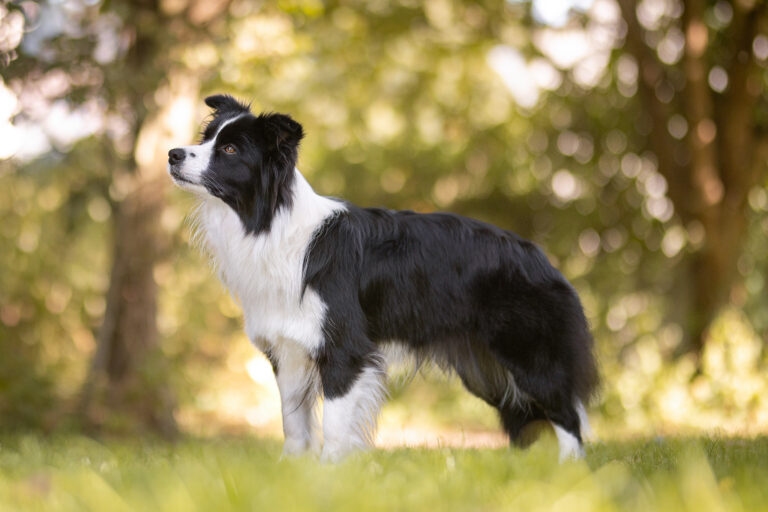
[{"xmin": 1, "ymin": 435, "xmax": 768, "ymax": 511}]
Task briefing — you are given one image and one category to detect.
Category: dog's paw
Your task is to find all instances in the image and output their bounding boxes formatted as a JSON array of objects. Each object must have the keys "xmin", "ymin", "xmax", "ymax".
[
  {"xmin": 319, "ymin": 446, "xmax": 346, "ymax": 464},
  {"xmin": 280, "ymin": 438, "xmax": 314, "ymax": 460}
]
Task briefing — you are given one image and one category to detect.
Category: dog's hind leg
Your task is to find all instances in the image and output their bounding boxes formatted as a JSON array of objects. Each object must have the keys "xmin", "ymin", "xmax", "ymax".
[
  {"xmin": 458, "ymin": 352, "xmax": 586, "ymax": 459},
  {"xmin": 449, "ymin": 341, "xmax": 550, "ymax": 448},
  {"xmin": 547, "ymin": 403, "xmax": 585, "ymax": 461},
  {"xmin": 490, "ymin": 356, "xmax": 587, "ymax": 460},
  {"xmin": 482, "ymin": 282, "xmax": 595, "ymax": 460},
  {"xmin": 498, "ymin": 401, "xmax": 547, "ymax": 448},
  {"xmin": 549, "ymin": 398, "xmax": 592, "ymax": 460}
]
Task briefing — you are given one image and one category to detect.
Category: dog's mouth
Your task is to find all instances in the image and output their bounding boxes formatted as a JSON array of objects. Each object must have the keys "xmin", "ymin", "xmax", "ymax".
[{"xmin": 169, "ymin": 167, "xmax": 197, "ymax": 186}]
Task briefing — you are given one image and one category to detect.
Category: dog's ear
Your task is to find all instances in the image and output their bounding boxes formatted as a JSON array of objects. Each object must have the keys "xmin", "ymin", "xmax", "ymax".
[
  {"xmin": 265, "ymin": 113, "xmax": 304, "ymax": 148},
  {"xmin": 204, "ymin": 94, "xmax": 250, "ymax": 114}
]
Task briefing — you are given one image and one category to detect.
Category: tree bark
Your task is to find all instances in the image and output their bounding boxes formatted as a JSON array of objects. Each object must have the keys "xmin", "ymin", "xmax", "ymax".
[
  {"xmin": 617, "ymin": 0, "xmax": 767, "ymax": 358},
  {"xmin": 79, "ymin": 73, "xmax": 199, "ymax": 434},
  {"xmin": 80, "ymin": 174, "xmax": 177, "ymax": 436},
  {"xmin": 76, "ymin": 0, "xmax": 201, "ymax": 434}
]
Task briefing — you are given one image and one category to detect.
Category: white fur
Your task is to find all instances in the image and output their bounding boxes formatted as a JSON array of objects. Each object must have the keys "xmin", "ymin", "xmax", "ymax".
[
  {"xmin": 197, "ymin": 171, "xmax": 344, "ymax": 354},
  {"xmin": 273, "ymin": 338, "xmax": 321, "ymax": 457},
  {"xmin": 552, "ymin": 423, "xmax": 585, "ymax": 461},
  {"xmin": 171, "ymin": 118, "xmax": 344, "ymax": 352},
  {"xmin": 575, "ymin": 398, "xmax": 592, "ymax": 440},
  {"xmin": 321, "ymin": 362, "xmax": 388, "ymax": 462},
  {"xmin": 175, "ymin": 138, "xmax": 214, "ymax": 182},
  {"xmin": 174, "ymin": 128, "xmax": 592, "ymax": 461},
  {"xmin": 186, "ymin": 164, "xmax": 345, "ymax": 457},
  {"xmin": 380, "ymin": 341, "xmax": 421, "ymax": 386},
  {"xmin": 169, "ymin": 114, "xmax": 244, "ymax": 191}
]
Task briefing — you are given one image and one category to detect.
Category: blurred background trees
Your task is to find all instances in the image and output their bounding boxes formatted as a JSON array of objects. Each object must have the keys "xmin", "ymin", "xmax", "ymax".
[
  {"xmin": 617, "ymin": 0, "xmax": 767, "ymax": 358},
  {"xmin": 1, "ymin": 0, "xmax": 766, "ymax": 440}
]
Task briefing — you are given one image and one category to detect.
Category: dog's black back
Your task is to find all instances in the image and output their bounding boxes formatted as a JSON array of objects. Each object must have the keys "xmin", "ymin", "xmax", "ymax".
[{"xmin": 305, "ymin": 204, "xmax": 598, "ymax": 444}]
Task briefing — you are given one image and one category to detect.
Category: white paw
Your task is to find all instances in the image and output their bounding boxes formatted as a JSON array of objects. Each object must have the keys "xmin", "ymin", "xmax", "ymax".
[
  {"xmin": 320, "ymin": 441, "xmax": 367, "ymax": 464},
  {"xmin": 319, "ymin": 446, "xmax": 347, "ymax": 464},
  {"xmin": 558, "ymin": 443, "xmax": 586, "ymax": 462},
  {"xmin": 552, "ymin": 424, "xmax": 586, "ymax": 462},
  {"xmin": 281, "ymin": 437, "xmax": 312, "ymax": 458}
]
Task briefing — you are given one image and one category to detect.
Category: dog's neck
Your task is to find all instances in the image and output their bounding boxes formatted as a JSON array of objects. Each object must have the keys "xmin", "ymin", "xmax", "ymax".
[
  {"xmin": 199, "ymin": 168, "xmax": 339, "ymax": 234},
  {"xmin": 193, "ymin": 169, "xmax": 344, "ymax": 297},
  {"xmin": 272, "ymin": 170, "xmax": 343, "ymax": 237}
]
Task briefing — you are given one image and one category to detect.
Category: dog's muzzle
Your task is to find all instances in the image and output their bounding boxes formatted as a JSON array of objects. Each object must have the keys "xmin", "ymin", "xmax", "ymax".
[
  {"xmin": 168, "ymin": 148, "xmax": 186, "ymax": 165},
  {"xmin": 167, "ymin": 148, "xmax": 187, "ymax": 181}
]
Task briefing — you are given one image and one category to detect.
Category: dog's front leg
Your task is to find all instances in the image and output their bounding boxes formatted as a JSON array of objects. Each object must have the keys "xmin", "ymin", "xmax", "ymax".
[
  {"xmin": 319, "ymin": 353, "xmax": 386, "ymax": 463},
  {"xmin": 270, "ymin": 339, "xmax": 321, "ymax": 457}
]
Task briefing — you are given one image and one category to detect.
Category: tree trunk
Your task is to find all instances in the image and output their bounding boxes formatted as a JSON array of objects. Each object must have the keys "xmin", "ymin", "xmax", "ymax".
[
  {"xmin": 618, "ymin": 0, "xmax": 766, "ymax": 360},
  {"xmin": 687, "ymin": 217, "xmax": 746, "ymax": 355},
  {"xmin": 79, "ymin": 75, "xmax": 199, "ymax": 436},
  {"xmin": 80, "ymin": 176, "xmax": 177, "ymax": 436}
]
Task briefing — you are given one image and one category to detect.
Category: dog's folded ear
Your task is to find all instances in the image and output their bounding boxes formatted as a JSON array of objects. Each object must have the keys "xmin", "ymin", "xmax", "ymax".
[
  {"xmin": 205, "ymin": 94, "xmax": 250, "ymax": 114},
  {"xmin": 266, "ymin": 114, "xmax": 304, "ymax": 147}
]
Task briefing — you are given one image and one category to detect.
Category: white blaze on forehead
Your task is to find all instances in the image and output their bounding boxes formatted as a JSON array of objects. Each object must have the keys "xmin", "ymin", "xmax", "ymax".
[{"xmin": 175, "ymin": 114, "xmax": 245, "ymax": 184}]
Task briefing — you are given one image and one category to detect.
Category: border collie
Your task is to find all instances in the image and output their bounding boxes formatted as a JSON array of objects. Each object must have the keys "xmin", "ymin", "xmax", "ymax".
[{"xmin": 168, "ymin": 95, "xmax": 598, "ymax": 462}]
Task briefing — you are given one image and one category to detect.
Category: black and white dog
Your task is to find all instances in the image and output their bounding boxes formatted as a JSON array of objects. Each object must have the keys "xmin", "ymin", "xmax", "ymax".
[{"xmin": 168, "ymin": 95, "xmax": 598, "ymax": 462}]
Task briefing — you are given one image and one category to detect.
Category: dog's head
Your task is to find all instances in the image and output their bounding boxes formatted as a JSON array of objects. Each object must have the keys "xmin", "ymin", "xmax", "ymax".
[{"xmin": 168, "ymin": 94, "xmax": 304, "ymax": 234}]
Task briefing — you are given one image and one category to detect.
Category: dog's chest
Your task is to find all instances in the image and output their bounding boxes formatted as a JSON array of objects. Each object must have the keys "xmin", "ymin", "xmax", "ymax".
[{"xmin": 199, "ymin": 198, "xmax": 334, "ymax": 352}]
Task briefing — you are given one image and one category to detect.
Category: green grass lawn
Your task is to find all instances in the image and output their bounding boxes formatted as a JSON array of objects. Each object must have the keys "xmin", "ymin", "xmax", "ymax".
[{"xmin": 1, "ymin": 435, "xmax": 767, "ymax": 511}]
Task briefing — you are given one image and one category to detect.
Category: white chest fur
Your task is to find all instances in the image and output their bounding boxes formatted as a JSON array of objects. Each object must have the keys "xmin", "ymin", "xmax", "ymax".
[{"xmin": 196, "ymin": 171, "xmax": 344, "ymax": 353}]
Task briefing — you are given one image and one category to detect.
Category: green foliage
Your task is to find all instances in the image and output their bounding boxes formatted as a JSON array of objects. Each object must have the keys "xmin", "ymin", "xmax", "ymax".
[
  {"xmin": 1, "ymin": 436, "xmax": 768, "ymax": 511},
  {"xmin": 0, "ymin": 142, "xmax": 112, "ymax": 429},
  {"xmin": 0, "ymin": 349, "xmax": 55, "ymax": 431}
]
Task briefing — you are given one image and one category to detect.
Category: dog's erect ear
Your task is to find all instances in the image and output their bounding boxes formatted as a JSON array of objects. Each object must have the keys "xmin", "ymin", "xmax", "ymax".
[
  {"xmin": 204, "ymin": 94, "xmax": 250, "ymax": 114},
  {"xmin": 265, "ymin": 114, "xmax": 304, "ymax": 147}
]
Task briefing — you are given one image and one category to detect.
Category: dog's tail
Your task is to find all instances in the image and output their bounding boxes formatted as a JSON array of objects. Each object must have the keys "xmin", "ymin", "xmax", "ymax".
[
  {"xmin": 575, "ymin": 397, "xmax": 592, "ymax": 440},
  {"xmin": 522, "ymin": 243, "xmax": 599, "ymax": 407},
  {"xmin": 563, "ymin": 284, "xmax": 598, "ymax": 442},
  {"xmin": 557, "ymin": 277, "xmax": 599, "ymax": 407}
]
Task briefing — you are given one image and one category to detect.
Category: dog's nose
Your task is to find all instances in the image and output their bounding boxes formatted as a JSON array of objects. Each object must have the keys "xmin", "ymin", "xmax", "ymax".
[{"xmin": 168, "ymin": 148, "xmax": 186, "ymax": 164}]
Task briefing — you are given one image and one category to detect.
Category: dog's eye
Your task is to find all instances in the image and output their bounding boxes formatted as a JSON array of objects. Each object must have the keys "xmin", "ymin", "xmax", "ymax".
[{"xmin": 222, "ymin": 144, "xmax": 237, "ymax": 154}]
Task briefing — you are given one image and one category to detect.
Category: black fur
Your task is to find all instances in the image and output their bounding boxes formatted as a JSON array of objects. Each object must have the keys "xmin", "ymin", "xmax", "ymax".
[
  {"xmin": 172, "ymin": 97, "xmax": 598, "ymax": 450},
  {"xmin": 304, "ymin": 207, "xmax": 598, "ymax": 444},
  {"xmin": 204, "ymin": 94, "xmax": 251, "ymax": 114},
  {"xmin": 199, "ymin": 96, "xmax": 303, "ymax": 235}
]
